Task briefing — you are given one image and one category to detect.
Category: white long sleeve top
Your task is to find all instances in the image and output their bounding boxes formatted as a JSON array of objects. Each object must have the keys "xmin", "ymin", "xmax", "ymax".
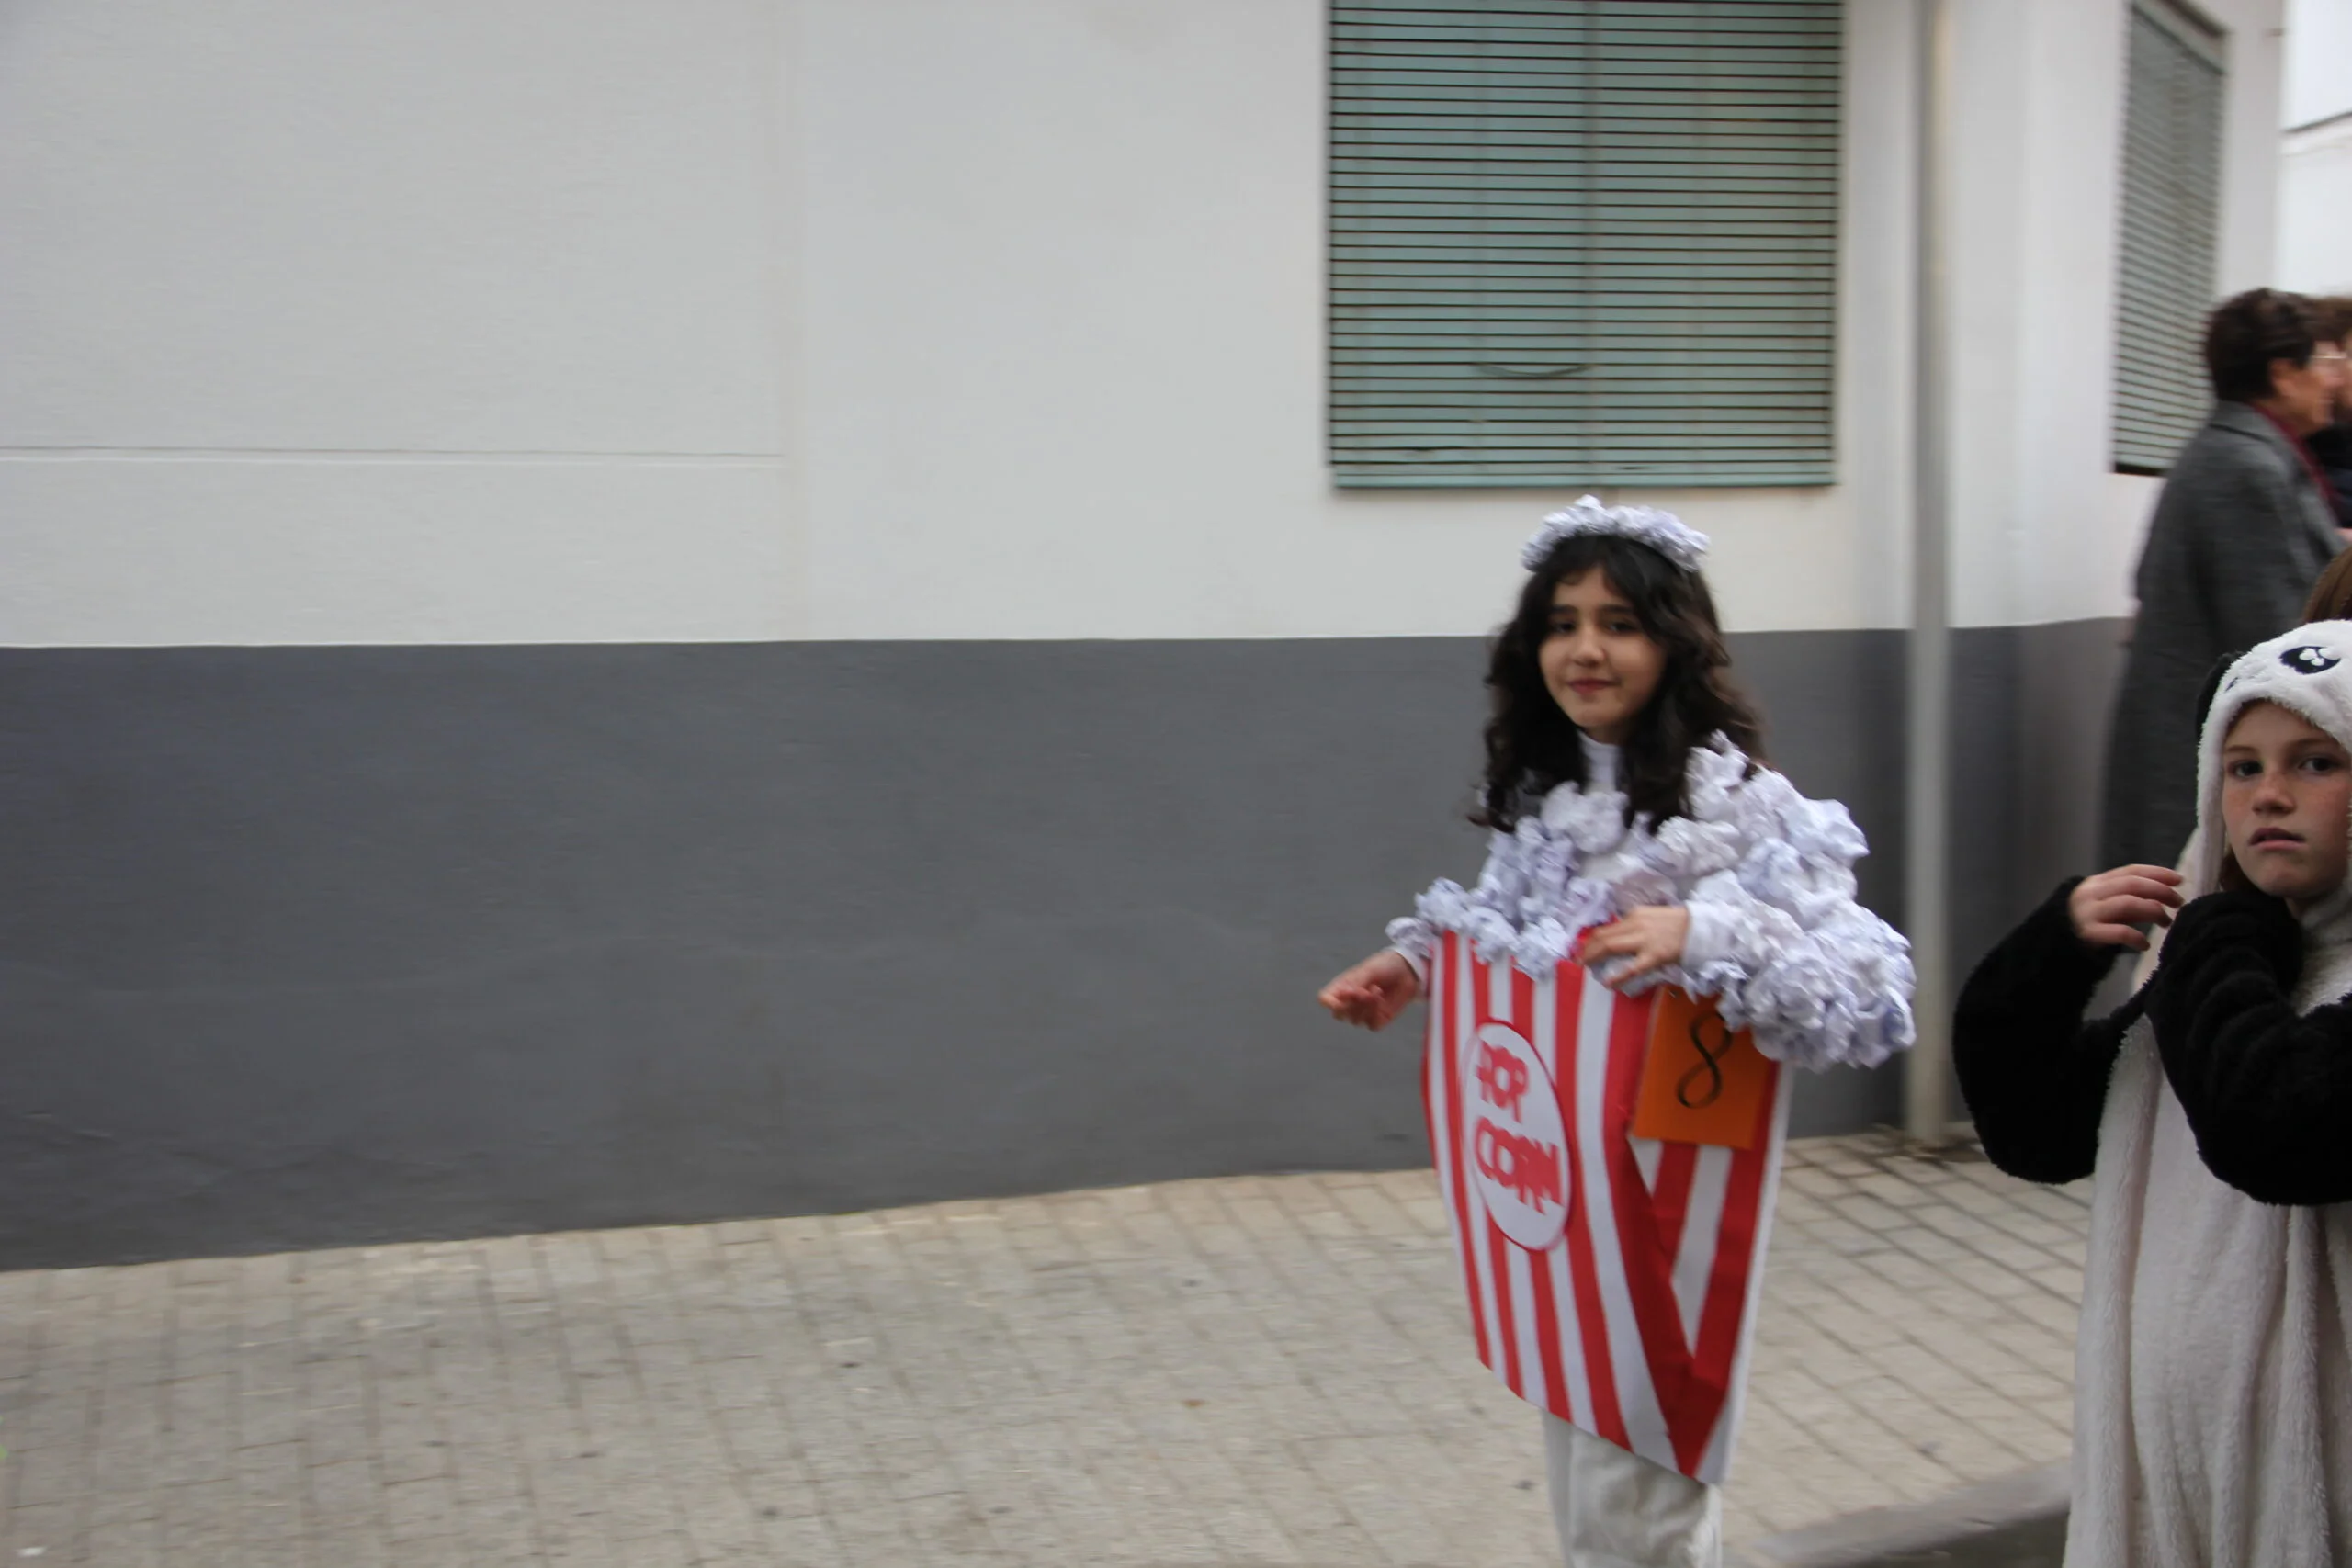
[{"xmin": 1386, "ymin": 734, "xmax": 1915, "ymax": 1072}]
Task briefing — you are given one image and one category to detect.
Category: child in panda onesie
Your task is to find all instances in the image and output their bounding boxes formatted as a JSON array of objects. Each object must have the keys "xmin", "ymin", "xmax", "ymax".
[{"xmin": 1955, "ymin": 621, "xmax": 2352, "ymax": 1566}]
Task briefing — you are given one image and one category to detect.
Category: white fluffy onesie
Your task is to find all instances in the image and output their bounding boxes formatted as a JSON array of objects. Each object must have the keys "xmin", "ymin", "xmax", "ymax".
[{"xmin": 1958, "ymin": 619, "xmax": 2352, "ymax": 1566}]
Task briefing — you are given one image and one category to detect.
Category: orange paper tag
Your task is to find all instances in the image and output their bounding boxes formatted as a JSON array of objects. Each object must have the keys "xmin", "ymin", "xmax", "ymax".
[{"xmin": 1630, "ymin": 988, "xmax": 1776, "ymax": 1150}]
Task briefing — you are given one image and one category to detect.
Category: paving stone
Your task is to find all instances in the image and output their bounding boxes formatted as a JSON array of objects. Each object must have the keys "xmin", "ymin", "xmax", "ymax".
[{"xmin": 0, "ymin": 1133, "xmax": 2089, "ymax": 1563}]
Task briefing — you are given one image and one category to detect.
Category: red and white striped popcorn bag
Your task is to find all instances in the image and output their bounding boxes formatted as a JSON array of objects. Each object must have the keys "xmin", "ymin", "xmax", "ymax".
[{"xmin": 1422, "ymin": 930, "xmax": 1793, "ymax": 1483}]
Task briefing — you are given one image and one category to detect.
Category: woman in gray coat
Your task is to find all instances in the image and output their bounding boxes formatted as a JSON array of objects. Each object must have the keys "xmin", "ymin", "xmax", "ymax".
[{"xmin": 2100, "ymin": 288, "xmax": 2346, "ymax": 871}]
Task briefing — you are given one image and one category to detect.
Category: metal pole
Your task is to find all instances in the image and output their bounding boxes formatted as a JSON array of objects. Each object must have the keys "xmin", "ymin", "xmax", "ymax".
[{"xmin": 1905, "ymin": 0, "xmax": 1955, "ymax": 1145}]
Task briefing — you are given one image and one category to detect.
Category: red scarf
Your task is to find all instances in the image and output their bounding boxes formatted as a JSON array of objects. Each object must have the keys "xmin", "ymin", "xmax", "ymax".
[{"xmin": 2255, "ymin": 405, "xmax": 2342, "ymax": 516}]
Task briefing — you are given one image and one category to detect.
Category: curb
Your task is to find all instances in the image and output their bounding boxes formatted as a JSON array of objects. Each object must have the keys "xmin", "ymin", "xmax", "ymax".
[{"xmin": 1730, "ymin": 1461, "xmax": 2069, "ymax": 1568}]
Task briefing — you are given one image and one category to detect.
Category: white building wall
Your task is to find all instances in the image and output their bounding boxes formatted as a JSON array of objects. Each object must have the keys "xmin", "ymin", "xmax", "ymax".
[
  {"xmin": 1944, "ymin": 0, "xmax": 2287, "ymax": 633},
  {"xmin": 2276, "ymin": 0, "xmax": 2352, "ymax": 302},
  {"xmin": 0, "ymin": 0, "xmax": 2288, "ymax": 648},
  {"xmin": 2284, "ymin": 0, "xmax": 2352, "ymax": 128},
  {"xmin": 2279, "ymin": 116, "xmax": 2352, "ymax": 294},
  {"xmin": 0, "ymin": 1, "xmax": 802, "ymax": 646}
]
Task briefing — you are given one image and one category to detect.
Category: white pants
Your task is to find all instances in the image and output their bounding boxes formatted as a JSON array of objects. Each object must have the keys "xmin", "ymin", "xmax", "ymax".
[{"xmin": 1544, "ymin": 1415, "xmax": 1722, "ymax": 1568}]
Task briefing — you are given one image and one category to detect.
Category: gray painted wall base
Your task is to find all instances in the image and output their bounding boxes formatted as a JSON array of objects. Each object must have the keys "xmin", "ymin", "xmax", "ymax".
[{"xmin": 1, "ymin": 625, "xmax": 2121, "ymax": 1268}]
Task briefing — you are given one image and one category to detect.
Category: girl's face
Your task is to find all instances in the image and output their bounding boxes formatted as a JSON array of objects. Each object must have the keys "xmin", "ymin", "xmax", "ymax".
[
  {"xmin": 1539, "ymin": 569, "xmax": 1667, "ymax": 745},
  {"xmin": 2221, "ymin": 700, "xmax": 2352, "ymax": 908}
]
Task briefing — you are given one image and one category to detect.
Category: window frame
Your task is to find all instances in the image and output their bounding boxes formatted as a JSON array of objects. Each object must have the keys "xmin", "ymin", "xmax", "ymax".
[{"xmin": 1327, "ymin": 1, "xmax": 1846, "ymax": 491}]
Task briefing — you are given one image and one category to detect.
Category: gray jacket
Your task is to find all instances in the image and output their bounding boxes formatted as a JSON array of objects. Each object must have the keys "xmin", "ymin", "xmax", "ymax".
[{"xmin": 2101, "ymin": 401, "xmax": 2343, "ymax": 869}]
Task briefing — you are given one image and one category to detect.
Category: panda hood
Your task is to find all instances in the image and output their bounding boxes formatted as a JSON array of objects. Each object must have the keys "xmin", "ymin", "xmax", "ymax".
[{"xmin": 2195, "ymin": 620, "xmax": 2352, "ymax": 937}]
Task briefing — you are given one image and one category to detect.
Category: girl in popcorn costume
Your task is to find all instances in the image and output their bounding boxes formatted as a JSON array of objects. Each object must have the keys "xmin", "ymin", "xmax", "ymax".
[{"xmin": 1320, "ymin": 500, "xmax": 1915, "ymax": 1568}]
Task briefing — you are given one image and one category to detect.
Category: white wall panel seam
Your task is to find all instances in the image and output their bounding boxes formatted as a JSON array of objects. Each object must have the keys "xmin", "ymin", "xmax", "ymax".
[{"xmin": 0, "ymin": 0, "xmax": 2278, "ymax": 648}]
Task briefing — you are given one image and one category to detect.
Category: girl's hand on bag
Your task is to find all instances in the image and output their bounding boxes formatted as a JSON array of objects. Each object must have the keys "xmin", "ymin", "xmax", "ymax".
[
  {"xmin": 1579, "ymin": 906, "xmax": 1690, "ymax": 988},
  {"xmin": 1318, "ymin": 950, "xmax": 1421, "ymax": 1031},
  {"xmin": 2067, "ymin": 864, "xmax": 2187, "ymax": 951}
]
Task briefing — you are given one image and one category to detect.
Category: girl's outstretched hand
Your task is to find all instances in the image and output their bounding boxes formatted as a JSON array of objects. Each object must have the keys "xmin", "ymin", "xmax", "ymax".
[
  {"xmin": 1319, "ymin": 950, "xmax": 1421, "ymax": 1030},
  {"xmin": 2068, "ymin": 864, "xmax": 2186, "ymax": 951},
  {"xmin": 1579, "ymin": 906, "xmax": 1691, "ymax": 989}
]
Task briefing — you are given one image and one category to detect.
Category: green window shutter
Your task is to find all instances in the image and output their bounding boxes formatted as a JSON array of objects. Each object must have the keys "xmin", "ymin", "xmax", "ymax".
[
  {"xmin": 2111, "ymin": 0, "xmax": 2224, "ymax": 476},
  {"xmin": 1329, "ymin": 2, "xmax": 1843, "ymax": 490}
]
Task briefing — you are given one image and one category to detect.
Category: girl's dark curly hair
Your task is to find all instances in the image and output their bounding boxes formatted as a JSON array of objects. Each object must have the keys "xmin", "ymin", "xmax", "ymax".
[{"xmin": 1473, "ymin": 534, "xmax": 1764, "ymax": 832}]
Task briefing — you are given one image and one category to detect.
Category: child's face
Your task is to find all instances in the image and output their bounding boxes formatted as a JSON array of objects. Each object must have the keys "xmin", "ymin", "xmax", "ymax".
[
  {"xmin": 2221, "ymin": 700, "xmax": 2352, "ymax": 908},
  {"xmin": 1540, "ymin": 570, "xmax": 1666, "ymax": 746}
]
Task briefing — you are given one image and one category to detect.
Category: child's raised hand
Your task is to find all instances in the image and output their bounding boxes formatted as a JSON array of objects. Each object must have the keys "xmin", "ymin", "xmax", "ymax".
[
  {"xmin": 2067, "ymin": 864, "xmax": 2187, "ymax": 951},
  {"xmin": 1318, "ymin": 950, "xmax": 1421, "ymax": 1031},
  {"xmin": 1578, "ymin": 906, "xmax": 1691, "ymax": 989}
]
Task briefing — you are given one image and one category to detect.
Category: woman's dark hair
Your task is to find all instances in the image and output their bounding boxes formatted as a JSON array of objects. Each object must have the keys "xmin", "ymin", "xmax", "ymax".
[
  {"xmin": 2313, "ymin": 295, "xmax": 2352, "ymax": 349},
  {"xmin": 2204, "ymin": 288, "xmax": 2324, "ymax": 403},
  {"xmin": 1473, "ymin": 534, "xmax": 1764, "ymax": 832},
  {"xmin": 2303, "ymin": 546, "xmax": 2352, "ymax": 622}
]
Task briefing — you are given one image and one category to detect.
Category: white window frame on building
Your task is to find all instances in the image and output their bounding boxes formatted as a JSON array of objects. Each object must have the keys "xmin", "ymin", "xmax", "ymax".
[
  {"xmin": 2111, "ymin": 0, "xmax": 2227, "ymax": 476},
  {"xmin": 1327, "ymin": 1, "xmax": 1843, "ymax": 489}
]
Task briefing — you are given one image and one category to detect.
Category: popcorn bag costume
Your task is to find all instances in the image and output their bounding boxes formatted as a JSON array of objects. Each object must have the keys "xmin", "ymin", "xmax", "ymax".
[{"xmin": 1385, "ymin": 501, "xmax": 1916, "ymax": 1490}]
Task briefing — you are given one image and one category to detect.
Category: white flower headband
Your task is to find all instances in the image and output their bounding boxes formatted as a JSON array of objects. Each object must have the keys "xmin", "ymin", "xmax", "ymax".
[{"xmin": 1520, "ymin": 495, "xmax": 1710, "ymax": 574}]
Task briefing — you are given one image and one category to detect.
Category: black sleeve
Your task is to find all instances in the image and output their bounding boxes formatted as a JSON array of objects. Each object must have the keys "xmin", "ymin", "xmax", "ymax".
[
  {"xmin": 1952, "ymin": 880, "xmax": 2136, "ymax": 1185},
  {"xmin": 2147, "ymin": 889, "xmax": 2352, "ymax": 1205}
]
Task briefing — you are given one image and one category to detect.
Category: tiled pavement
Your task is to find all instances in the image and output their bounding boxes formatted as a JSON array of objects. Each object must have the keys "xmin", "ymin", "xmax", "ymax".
[{"xmin": 0, "ymin": 1132, "xmax": 2088, "ymax": 1566}]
